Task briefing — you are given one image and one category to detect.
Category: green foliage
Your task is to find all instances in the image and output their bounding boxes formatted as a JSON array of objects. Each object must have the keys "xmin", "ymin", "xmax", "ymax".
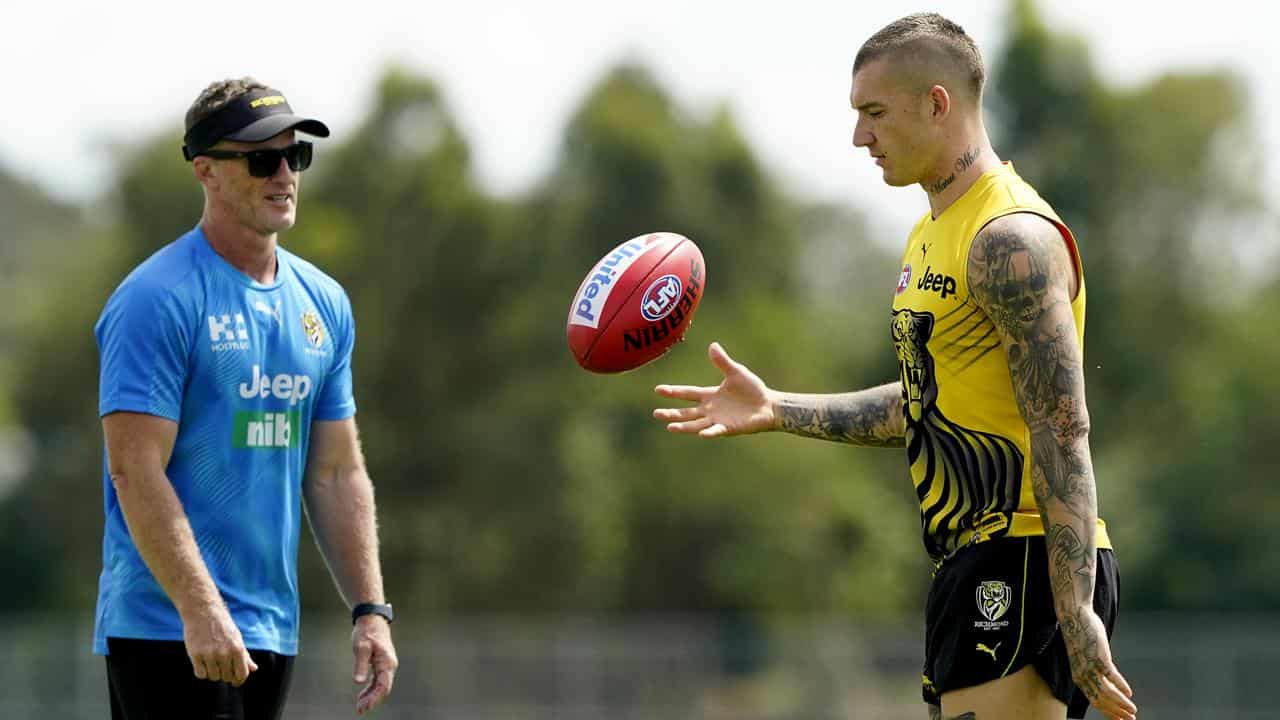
[
  {"xmin": 1, "ymin": 0, "xmax": 1276, "ymax": 619},
  {"xmin": 0, "ymin": 180, "xmax": 121, "ymax": 610}
]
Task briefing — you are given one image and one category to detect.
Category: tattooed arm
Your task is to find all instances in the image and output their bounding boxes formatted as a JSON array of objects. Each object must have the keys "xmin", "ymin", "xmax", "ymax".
[
  {"xmin": 654, "ymin": 341, "xmax": 905, "ymax": 447},
  {"xmin": 967, "ymin": 213, "xmax": 1136, "ymax": 720},
  {"xmin": 772, "ymin": 382, "xmax": 905, "ymax": 447}
]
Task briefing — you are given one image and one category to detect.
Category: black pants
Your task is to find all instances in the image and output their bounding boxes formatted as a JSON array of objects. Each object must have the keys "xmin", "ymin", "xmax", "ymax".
[{"xmin": 106, "ymin": 638, "xmax": 295, "ymax": 720}]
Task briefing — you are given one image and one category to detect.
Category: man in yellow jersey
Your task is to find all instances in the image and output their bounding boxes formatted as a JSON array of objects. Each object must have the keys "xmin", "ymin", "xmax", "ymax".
[{"xmin": 651, "ymin": 13, "xmax": 1137, "ymax": 720}]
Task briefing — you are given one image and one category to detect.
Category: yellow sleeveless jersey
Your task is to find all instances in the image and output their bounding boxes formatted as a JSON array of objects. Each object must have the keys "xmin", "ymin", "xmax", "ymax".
[{"xmin": 889, "ymin": 162, "xmax": 1111, "ymax": 561}]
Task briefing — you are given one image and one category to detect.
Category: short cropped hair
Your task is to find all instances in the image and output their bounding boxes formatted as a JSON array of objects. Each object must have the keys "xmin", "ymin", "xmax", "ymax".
[
  {"xmin": 184, "ymin": 77, "xmax": 270, "ymax": 132},
  {"xmin": 853, "ymin": 13, "xmax": 984, "ymax": 99}
]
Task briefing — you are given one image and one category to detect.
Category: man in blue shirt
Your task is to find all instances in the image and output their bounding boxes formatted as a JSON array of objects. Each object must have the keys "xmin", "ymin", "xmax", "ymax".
[{"xmin": 95, "ymin": 77, "xmax": 397, "ymax": 719}]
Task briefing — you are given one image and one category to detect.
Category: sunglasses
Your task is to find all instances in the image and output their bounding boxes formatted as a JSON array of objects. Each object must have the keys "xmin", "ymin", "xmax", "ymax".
[{"xmin": 198, "ymin": 141, "xmax": 314, "ymax": 178}]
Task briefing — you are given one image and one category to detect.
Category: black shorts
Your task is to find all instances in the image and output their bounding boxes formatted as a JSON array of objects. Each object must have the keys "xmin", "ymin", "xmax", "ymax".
[
  {"xmin": 922, "ymin": 536, "xmax": 1119, "ymax": 718},
  {"xmin": 105, "ymin": 637, "xmax": 295, "ymax": 720}
]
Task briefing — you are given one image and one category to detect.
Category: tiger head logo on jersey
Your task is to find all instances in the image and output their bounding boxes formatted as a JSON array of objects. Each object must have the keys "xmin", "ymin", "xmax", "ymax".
[
  {"xmin": 975, "ymin": 580, "xmax": 1012, "ymax": 622},
  {"xmin": 301, "ymin": 310, "xmax": 326, "ymax": 349},
  {"xmin": 891, "ymin": 309, "xmax": 936, "ymax": 423}
]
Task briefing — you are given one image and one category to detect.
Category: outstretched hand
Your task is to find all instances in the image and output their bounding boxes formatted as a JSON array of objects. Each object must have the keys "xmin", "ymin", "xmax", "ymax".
[{"xmin": 653, "ymin": 342, "xmax": 776, "ymax": 438}]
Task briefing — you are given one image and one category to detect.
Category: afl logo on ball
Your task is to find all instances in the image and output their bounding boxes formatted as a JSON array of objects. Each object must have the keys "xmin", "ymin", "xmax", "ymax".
[
  {"xmin": 896, "ymin": 265, "xmax": 912, "ymax": 295},
  {"xmin": 640, "ymin": 274, "xmax": 684, "ymax": 322}
]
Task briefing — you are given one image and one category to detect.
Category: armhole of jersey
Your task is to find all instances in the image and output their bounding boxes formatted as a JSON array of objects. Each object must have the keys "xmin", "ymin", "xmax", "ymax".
[
  {"xmin": 1054, "ymin": 220, "xmax": 1083, "ymax": 302},
  {"xmin": 972, "ymin": 210, "xmax": 1083, "ymax": 302}
]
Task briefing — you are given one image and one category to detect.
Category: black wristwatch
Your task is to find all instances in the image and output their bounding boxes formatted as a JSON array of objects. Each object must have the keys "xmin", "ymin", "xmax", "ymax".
[{"xmin": 352, "ymin": 602, "xmax": 394, "ymax": 625}]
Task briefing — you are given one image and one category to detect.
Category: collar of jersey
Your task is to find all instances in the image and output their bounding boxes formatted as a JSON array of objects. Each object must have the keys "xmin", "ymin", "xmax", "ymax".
[
  {"xmin": 192, "ymin": 226, "xmax": 290, "ymax": 290},
  {"xmin": 927, "ymin": 161, "xmax": 1017, "ymax": 224}
]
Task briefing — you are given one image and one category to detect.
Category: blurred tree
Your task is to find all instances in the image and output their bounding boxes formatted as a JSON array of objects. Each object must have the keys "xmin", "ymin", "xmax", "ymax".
[
  {"xmin": 0, "ymin": 171, "xmax": 90, "ymax": 418},
  {"xmin": 0, "ymin": 169, "xmax": 92, "ymax": 606},
  {"xmin": 0, "ymin": 173, "xmax": 123, "ymax": 611},
  {"xmin": 505, "ymin": 64, "xmax": 921, "ymax": 615}
]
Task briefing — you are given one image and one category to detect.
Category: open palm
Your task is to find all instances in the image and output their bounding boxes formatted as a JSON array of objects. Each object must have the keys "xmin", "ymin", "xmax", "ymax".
[{"xmin": 653, "ymin": 342, "xmax": 776, "ymax": 438}]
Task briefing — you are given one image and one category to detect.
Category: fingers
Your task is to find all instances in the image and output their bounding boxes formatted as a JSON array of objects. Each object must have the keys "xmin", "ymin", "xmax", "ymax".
[
  {"xmin": 1109, "ymin": 665, "xmax": 1134, "ymax": 698},
  {"xmin": 1099, "ymin": 690, "xmax": 1135, "ymax": 720},
  {"xmin": 356, "ymin": 662, "xmax": 396, "ymax": 714},
  {"xmin": 699, "ymin": 423, "xmax": 729, "ymax": 438},
  {"xmin": 707, "ymin": 341, "xmax": 738, "ymax": 374},
  {"xmin": 708, "ymin": 342, "xmax": 749, "ymax": 381},
  {"xmin": 653, "ymin": 342, "xmax": 742, "ymax": 403},
  {"xmin": 666, "ymin": 417, "xmax": 713, "ymax": 435},
  {"xmin": 653, "ymin": 406, "xmax": 703, "ymax": 422},
  {"xmin": 376, "ymin": 654, "xmax": 396, "ymax": 697},
  {"xmin": 356, "ymin": 644, "xmax": 398, "ymax": 715},
  {"xmin": 210, "ymin": 655, "xmax": 231, "ymax": 684},
  {"xmin": 228, "ymin": 649, "xmax": 257, "ymax": 688},
  {"xmin": 183, "ymin": 609, "xmax": 255, "ymax": 686},
  {"xmin": 353, "ymin": 638, "xmax": 373, "ymax": 684},
  {"xmin": 1107, "ymin": 678, "xmax": 1138, "ymax": 719},
  {"xmin": 356, "ymin": 670, "xmax": 392, "ymax": 715},
  {"xmin": 1090, "ymin": 669, "xmax": 1137, "ymax": 720},
  {"xmin": 190, "ymin": 649, "xmax": 257, "ymax": 687},
  {"xmin": 1101, "ymin": 693, "xmax": 1137, "ymax": 720},
  {"xmin": 654, "ymin": 384, "xmax": 715, "ymax": 401},
  {"xmin": 653, "ymin": 343, "xmax": 738, "ymax": 400},
  {"xmin": 190, "ymin": 651, "xmax": 223, "ymax": 682}
]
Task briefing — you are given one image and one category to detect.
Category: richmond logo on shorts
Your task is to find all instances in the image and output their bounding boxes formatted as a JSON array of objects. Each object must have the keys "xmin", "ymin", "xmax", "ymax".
[{"xmin": 974, "ymin": 580, "xmax": 1012, "ymax": 630}]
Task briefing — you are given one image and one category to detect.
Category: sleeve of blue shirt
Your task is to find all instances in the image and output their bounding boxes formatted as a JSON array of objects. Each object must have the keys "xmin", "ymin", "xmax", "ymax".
[
  {"xmin": 96, "ymin": 279, "xmax": 192, "ymax": 421},
  {"xmin": 315, "ymin": 288, "xmax": 357, "ymax": 421}
]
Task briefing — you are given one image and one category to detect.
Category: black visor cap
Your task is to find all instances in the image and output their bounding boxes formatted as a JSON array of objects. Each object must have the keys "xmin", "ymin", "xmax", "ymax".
[{"xmin": 182, "ymin": 88, "xmax": 330, "ymax": 161}]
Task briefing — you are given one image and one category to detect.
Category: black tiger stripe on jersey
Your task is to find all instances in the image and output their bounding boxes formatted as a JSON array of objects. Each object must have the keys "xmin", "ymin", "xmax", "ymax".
[
  {"xmin": 908, "ymin": 405, "xmax": 1024, "ymax": 558},
  {"xmin": 930, "ymin": 302, "xmax": 1002, "ymax": 372}
]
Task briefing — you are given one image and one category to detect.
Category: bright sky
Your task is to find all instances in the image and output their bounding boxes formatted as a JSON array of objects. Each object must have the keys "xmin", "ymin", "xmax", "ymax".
[{"xmin": 2, "ymin": 0, "xmax": 1276, "ymax": 243}]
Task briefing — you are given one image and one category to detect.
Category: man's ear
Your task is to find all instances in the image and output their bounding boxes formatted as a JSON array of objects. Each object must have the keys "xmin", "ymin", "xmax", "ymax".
[
  {"xmin": 193, "ymin": 156, "xmax": 217, "ymax": 189},
  {"xmin": 928, "ymin": 84, "xmax": 952, "ymax": 120}
]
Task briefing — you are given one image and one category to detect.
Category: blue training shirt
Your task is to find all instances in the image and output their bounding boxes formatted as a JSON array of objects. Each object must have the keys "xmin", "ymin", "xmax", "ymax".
[{"xmin": 93, "ymin": 226, "xmax": 356, "ymax": 656}]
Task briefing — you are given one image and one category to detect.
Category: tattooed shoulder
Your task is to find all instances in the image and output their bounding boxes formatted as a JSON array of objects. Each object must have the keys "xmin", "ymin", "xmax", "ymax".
[{"xmin": 966, "ymin": 213, "xmax": 1075, "ymax": 336}]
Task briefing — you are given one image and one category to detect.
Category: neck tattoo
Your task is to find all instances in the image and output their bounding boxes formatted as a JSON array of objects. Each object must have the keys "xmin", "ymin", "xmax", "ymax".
[
  {"xmin": 925, "ymin": 173, "xmax": 955, "ymax": 195},
  {"xmin": 925, "ymin": 147, "xmax": 980, "ymax": 196}
]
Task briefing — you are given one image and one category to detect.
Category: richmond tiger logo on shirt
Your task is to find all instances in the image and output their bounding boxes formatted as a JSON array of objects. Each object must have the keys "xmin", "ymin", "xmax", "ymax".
[{"xmin": 301, "ymin": 310, "xmax": 326, "ymax": 349}]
